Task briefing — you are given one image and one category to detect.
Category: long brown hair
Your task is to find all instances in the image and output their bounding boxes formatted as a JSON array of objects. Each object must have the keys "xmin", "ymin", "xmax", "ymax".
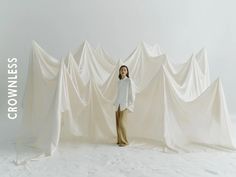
[{"xmin": 118, "ymin": 65, "xmax": 129, "ymax": 80}]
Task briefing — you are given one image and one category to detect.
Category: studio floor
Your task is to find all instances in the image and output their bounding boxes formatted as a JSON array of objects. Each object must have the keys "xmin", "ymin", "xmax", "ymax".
[{"xmin": 1, "ymin": 118, "xmax": 236, "ymax": 177}]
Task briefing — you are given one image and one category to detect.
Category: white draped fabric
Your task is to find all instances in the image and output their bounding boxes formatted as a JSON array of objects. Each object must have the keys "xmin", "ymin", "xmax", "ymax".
[{"xmin": 16, "ymin": 40, "xmax": 236, "ymax": 164}]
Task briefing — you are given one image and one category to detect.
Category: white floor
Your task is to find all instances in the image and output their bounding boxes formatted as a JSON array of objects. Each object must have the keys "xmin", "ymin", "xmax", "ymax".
[
  {"xmin": 2, "ymin": 140, "xmax": 236, "ymax": 177},
  {"xmin": 1, "ymin": 118, "xmax": 236, "ymax": 177}
]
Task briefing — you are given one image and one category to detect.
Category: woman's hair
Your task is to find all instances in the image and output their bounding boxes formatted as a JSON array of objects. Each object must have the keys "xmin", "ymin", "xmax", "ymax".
[{"xmin": 118, "ymin": 65, "xmax": 129, "ymax": 79}]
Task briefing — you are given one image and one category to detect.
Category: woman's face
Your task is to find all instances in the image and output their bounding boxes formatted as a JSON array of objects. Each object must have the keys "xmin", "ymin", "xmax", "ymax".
[{"xmin": 120, "ymin": 67, "xmax": 128, "ymax": 78}]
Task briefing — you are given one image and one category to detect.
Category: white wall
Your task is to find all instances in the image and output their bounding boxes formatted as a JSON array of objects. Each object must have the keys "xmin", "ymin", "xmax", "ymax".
[{"xmin": 1, "ymin": 0, "xmax": 236, "ymax": 141}]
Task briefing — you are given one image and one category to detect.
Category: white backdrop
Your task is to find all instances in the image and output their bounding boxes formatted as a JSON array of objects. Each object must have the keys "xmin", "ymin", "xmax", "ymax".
[{"xmin": 0, "ymin": 0, "xmax": 236, "ymax": 142}]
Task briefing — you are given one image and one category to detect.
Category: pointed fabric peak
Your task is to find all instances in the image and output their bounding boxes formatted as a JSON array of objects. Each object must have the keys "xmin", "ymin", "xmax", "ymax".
[
  {"xmin": 214, "ymin": 77, "xmax": 221, "ymax": 88},
  {"xmin": 140, "ymin": 41, "xmax": 163, "ymax": 57},
  {"xmin": 64, "ymin": 51, "xmax": 74, "ymax": 66},
  {"xmin": 67, "ymin": 52, "xmax": 74, "ymax": 64},
  {"xmin": 190, "ymin": 53, "xmax": 195, "ymax": 60},
  {"xmin": 141, "ymin": 41, "xmax": 153, "ymax": 49},
  {"xmin": 81, "ymin": 40, "xmax": 92, "ymax": 52},
  {"xmin": 32, "ymin": 40, "xmax": 38, "ymax": 47},
  {"xmin": 139, "ymin": 41, "xmax": 146, "ymax": 48},
  {"xmin": 32, "ymin": 41, "xmax": 58, "ymax": 64},
  {"xmin": 198, "ymin": 47, "xmax": 207, "ymax": 56},
  {"xmin": 83, "ymin": 40, "xmax": 90, "ymax": 46},
  {"xmin": 68, "ymin": 52, "xmax": 74, "ymax": 60},
  {"xmin": 73, "ymin": 40, "xmax": 94, "ymax": 64}
]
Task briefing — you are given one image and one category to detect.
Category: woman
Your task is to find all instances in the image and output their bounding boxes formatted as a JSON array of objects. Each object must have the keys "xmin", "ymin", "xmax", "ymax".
[{"xmin": 113, "ymin": 65, "xmax": 136, "ymax": 147}]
